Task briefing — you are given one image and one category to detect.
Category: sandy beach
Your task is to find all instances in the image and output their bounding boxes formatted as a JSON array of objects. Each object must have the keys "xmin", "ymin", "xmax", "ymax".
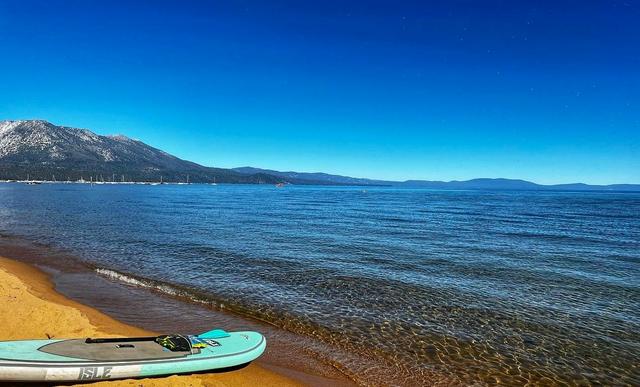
[{"xmin": 0, "ymin": 256, "xmax": 301, "ymax": 386}]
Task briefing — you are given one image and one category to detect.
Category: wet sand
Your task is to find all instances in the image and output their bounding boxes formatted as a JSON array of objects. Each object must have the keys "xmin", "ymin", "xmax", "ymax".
[{"xmin": 0, "ymin": 256, "xmax": 301, "ymax": 386}]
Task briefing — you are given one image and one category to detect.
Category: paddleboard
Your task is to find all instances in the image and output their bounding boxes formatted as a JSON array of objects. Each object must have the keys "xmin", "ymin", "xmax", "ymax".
[{"xmin": 0, "ymin": 329, "xmax": 265, "ymax": 382}]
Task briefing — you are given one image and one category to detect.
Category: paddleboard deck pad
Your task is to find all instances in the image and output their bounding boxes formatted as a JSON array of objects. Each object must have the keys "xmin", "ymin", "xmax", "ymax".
[{"xmin": 0, "ymin": 330, "xmax": 265, "ymax": 382}]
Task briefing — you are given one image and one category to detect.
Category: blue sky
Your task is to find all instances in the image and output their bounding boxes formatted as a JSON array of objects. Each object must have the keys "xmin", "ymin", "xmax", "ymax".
[{"xmin": 0, "ymin": 1, "xmax": 638, "ymax": 184}]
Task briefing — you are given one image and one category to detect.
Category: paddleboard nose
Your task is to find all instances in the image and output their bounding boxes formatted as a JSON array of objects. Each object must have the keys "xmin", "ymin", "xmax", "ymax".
[{"xmin": 234, "ymin": 332, "xmax": 267, "ymax": 356}]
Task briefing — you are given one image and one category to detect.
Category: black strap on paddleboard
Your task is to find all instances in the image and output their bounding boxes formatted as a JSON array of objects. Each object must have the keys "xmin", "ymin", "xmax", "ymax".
[{"xmin": 85, "ymin": 336, "xmax": 157, "ymax": 344}]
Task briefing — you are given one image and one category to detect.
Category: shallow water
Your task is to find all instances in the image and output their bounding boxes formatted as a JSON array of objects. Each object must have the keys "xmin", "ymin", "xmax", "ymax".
[{"xmin": 0, "ymin": 183, "xmax": 638, "ymax": 385}]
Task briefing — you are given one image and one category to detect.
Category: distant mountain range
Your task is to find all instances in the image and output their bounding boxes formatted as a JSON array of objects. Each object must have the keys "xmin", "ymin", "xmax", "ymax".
[
  {"xmin": 233, "ymin": 167, "xmax": 640, "ymax": 191},
  {"xmin": 231, "ymin": 167, "xmax": 391, "ymax": 186},
  {"xmin": 1, "ymin": 120, "xmax": 638, "ymax": 191}
]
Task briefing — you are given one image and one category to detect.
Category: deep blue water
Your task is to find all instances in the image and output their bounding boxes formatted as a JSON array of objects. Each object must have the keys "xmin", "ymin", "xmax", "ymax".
[{"xmin": 0, "ymin": 183, "xmax": 638, "ymax": 385}]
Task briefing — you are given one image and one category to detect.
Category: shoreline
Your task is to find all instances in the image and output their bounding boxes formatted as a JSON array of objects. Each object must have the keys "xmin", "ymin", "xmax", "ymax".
[
  {"xmin": 0, "ymin": 237, "xmax": 358, "ymax": 386},
  {"xmin": 0, "ymin": 255, "xmax": 302, "ymax": 386}
]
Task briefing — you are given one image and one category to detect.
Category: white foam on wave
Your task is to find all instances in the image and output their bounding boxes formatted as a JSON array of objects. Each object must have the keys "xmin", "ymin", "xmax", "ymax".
[
  {"xmin": 95, "ymin": 267, "xmax": 210, "ymax": 304},
  {"xmin": 95, "ymin": 268, "xmax": 151, "ymax": 288}
]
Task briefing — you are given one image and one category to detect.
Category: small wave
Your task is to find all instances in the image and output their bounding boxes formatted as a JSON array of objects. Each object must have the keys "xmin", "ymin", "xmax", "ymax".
[{"xmin": 96, "ymin": 268, "xmax": 152, "ymax": 288}]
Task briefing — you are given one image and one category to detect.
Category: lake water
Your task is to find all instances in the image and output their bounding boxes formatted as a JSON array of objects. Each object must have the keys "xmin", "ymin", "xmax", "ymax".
[{"xmin": 0, "ymin": 183, "xmax": 638, "ymax": 385}]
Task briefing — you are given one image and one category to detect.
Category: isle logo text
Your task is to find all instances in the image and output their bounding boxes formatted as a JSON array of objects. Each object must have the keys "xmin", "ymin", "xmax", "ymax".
[{"xmin": 78, "ymin": 366, "xmax": 113, "ymax": 380}]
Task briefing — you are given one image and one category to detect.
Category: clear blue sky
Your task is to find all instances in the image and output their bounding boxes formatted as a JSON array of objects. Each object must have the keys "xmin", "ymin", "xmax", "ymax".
[{"xmin": 1, "ymin": 1, "xmax": 638, "ymax": 184}]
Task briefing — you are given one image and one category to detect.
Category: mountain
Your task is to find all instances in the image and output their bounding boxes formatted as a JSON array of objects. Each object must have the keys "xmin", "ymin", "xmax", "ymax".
[
  {"xmin": 232, "ymin": 167, "xmax": 392, "ymax": 186},
  {"xmin": 234, "ymin": 168, "xmax": 640, "ymax": 191},
  {"xmin": 0, "ymin": 120, "xmax": 279, "ymax": 183}
]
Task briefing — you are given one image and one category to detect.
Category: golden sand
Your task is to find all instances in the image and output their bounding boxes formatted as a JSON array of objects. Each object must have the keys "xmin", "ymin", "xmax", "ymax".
[{"xmin": 0, "ymin": 256, "xmax": 301, "ymax": 386}]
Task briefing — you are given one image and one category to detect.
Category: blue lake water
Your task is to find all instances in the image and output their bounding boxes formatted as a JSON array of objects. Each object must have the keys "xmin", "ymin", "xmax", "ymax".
[{"xmin": 0, "ymin": 183, "xmax": 638, "ymax": 385}]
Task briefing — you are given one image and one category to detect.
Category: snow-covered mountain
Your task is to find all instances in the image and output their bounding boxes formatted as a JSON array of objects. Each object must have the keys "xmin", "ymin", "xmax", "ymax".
[
  {"xmin": 0, "ymin": 120, "xmax": 277, "ymax": 183},
  {"xmin": 0, "ymin": 120, "xmax": 193, "ymax": 167}
]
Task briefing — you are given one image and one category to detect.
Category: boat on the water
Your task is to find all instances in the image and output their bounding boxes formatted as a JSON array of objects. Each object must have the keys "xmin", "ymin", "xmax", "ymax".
[{"xmin": 0, "ymin": 329, "xmax": 265, "ymax": 382}]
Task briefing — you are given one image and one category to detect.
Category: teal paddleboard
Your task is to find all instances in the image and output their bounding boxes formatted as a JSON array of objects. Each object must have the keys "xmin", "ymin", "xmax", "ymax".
[{"xmin": 0, "ymin": 329, "xmax": 265, "ymax": 382}]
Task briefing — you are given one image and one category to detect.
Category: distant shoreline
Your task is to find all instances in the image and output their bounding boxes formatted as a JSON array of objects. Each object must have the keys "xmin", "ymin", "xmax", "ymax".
[{"xmin": 1, "ymin": 180, "xmax": 639, "ymax": 192}]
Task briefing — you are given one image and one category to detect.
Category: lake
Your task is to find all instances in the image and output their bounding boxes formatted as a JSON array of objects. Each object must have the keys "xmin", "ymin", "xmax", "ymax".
[{"xmin": 0, "ymin": 183, "xmax": 638, "ymax": 385}]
